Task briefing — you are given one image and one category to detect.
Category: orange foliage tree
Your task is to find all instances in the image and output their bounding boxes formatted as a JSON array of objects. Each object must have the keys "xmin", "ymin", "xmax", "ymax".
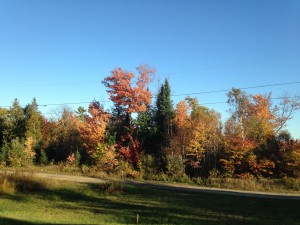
[
  {"xmin": 78, "ymin": 101, "xmax": 110, "ymax": 160},
  {"xmin": 102, "ymin": 65, "xmax": 155, "ymax": 168},
  {"xmin": 102, "ymin": 65, "xmax": 155, "ymax": 114},
  {"xmin": 171, "ymin": 100, "xmax": 190, "ymax": 156}
]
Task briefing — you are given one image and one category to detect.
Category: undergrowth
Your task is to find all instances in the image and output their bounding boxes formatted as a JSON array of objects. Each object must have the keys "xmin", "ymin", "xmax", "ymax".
[{"xmin": 0, "ymin": 172, "xmax": 48, "ymax": 194}]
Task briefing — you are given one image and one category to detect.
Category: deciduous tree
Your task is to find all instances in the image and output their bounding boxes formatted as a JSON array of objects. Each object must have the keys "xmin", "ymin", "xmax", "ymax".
[
  {"xmin": 79, "ymin": 101, "xmax": 110, "ymax": 161},
  {"xmin": 102, "ymin": 65, "xmax": 155, "ymax": 168}
]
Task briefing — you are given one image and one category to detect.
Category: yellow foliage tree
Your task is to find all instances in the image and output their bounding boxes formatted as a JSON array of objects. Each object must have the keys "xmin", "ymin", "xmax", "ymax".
[{"xmin": 78, "ymin": 101, "xmax": 110, "ymax": 159}]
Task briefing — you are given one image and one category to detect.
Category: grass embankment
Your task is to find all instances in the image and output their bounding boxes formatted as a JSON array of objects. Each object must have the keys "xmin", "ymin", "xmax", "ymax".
[
  {"xmin": 1, "ymin": 173, "xmax": 300, "ymax": 225},
  {"xmin": 191, "ymin": 177, "xmax": 300, "ymax": 193},
  {"xmin": 3, "ymin": 165, "xmax": 300, "ymax": 193}
]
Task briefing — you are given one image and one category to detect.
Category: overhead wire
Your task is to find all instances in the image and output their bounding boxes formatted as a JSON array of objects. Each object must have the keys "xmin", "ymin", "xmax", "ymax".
[
  {"xmin": 199, "ymin": 96, "xmax": 300, "ymax": 105},
  {"xmin": 0, "ymin": 81, "xmax": 99, "ymax": 88},
  {"xmin": 0, "ymin": 81, "xmax": 299, "ymax": 108},
  {"xmin": 171, "ymin": 81, "xmax": 300, "ymax": 96}
]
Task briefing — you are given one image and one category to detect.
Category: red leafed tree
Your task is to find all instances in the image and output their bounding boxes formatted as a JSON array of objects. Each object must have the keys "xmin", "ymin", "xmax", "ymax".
[
  {"xmin": 102, "ymin": 65, "xmax": 155, "ymax": 168},
  {"xmin": 102, "ymin": 65, "xmax": 155, "ymax": 113},
  {"xmin": 118, "ymin": 129, "xmax": 143, "ymax": 168}
]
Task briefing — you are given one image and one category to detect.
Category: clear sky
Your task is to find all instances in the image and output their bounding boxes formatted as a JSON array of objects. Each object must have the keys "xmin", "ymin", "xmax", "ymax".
[{"xmin": 0, "ymin": 0, "xmax": 299, "ymax": 138}]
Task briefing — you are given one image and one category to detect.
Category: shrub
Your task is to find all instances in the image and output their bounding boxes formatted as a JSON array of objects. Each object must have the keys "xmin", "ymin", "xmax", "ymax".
[
  {"xmin": 165, "ymin": 154, "xmax": 185, "ymax": 179},
  {"xmin": 0, "ymin": 138, "xmax": 36, "ymax": 167},
  {"xmin": 278, "ymin": 177, "xmax": 300, "ymax": 191},
  {"xmin": 115, "ymin": 160, "xmax": 140, "ymax": 179},
  {"xmin": 0, "ymin": 141, "xmax": 9, "ymax": 166},
  {"xmin": 24, "ymin": 137, "xmax": 36, "ymax": 165},
  {"xmin": 7, "ymin": 138, "xmax": 26, "ymax": 167},
  {"xmin": 67, "ymin": 152, "xmax": 76, "ymax": 165},
  {"xmin": 93, "ymin": 144, "xmax": 119, "ymax": 173},
  {"xmin": 97, "ymin": 181, "xmax": 125, "ymax": 195},
  {"xmin": 0, "ymin": 174, "xmax": 16, "ymax": 194},
  {"xmin": 75, "ymin": 149, "xmax": 81, "ymax": 166},
  {"xmin": 142, "ymin": 154, "xmax": 159, "ymax": 180},
  {"xmin": 0, "ymin": 172, "xmax": 47, "ymax": 194},
  {"xmin": 39, "ymin": 150, "xmax": 49, "ymax": 165}
]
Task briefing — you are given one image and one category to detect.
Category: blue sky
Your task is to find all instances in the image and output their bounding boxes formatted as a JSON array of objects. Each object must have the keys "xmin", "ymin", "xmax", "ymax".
[{"xmin": 0, "ymin": 0, "xmax": 299, "ymax": 138}]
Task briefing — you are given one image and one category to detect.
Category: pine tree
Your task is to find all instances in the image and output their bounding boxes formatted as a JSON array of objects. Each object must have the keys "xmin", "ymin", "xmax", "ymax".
[
  {"xmin": 8, "ymin": 98, "xmax": 25, "ymax": 141},
  {"xmin": 24, "ymin": 98, "xmax": 42, "ymax": 144},
  {"xmin": 155, "ymin": 79, "xmax": 174, "ymax": 149}
]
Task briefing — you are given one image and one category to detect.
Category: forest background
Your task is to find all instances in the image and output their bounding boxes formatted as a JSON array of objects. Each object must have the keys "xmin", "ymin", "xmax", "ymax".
[{"xmin": 0, "ymin": 67, "xmax": 299, "ymax": 180}]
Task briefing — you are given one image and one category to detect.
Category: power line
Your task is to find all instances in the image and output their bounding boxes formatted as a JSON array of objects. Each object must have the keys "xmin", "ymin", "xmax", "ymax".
[
  {"xmin": 39, "ymin": 100, "xmax": 110, "ymax": 107},
  {"xmin": 1, "ymin": 95, "xmax": 299, "ymax": 110},
  {"xmin": 171, "ymin": 81, "xmax": 300, "ymax": 96},
  {"xmin": 0, "ymin": 81, "xmax": 299, "ymax": 108},
  {"xmin": 0, "ymin": 100, "xmax": 110, "ymax": 108},
  {"xmin": 40, "ymin": 95, "xmax": 300, "ymax": 116},
  {"xmin": 0, "ymin": 81, "xmax": 99, "ymax": 88},
  {"xmin": 199, "ymin": 96, "xmax": 300, "ymax": 105}
]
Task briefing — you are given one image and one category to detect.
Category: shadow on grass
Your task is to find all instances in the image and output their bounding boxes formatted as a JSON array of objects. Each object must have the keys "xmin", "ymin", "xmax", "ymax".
[
  {"xmin": 14, "ymin": 182, "xmax": 299, "ymax": 225},
  {"xmin": 0, "ymin": 216, "xmax": 101, "ymax": 225},
  {"xmin": 0, "ymin": 193, "xmax": 26, "ymax": 202}
]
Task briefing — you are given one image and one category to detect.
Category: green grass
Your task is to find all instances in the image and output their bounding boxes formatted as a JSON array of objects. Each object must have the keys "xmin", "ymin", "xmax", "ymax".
[{"xmin": 0, "ymin": 175, "xmax": 300, "ymax": 225}]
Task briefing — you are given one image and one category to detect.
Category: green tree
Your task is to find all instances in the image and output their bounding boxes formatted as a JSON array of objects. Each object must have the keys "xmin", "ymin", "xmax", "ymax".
[
  {"xmin": 155, "ymin": 79, "xmax": 174, "ymax": 150},
  {"xmin": 0, "ymin": 108, "xmax": 10, "ymax": 147},
  {"xmin": 24, "ymin": 98, "xmax": 42, "ymax": 144},
  {"xmin": 8, "ymin": 99, "xmax": 25, "ymax": 141},
  {"xmin": 226, "ymin": 88, "xmax": 249, "ymax": 142},
  {"xmin": 135, "ymin": 106, "xmax": 157, "ymax": 155},
  {"xmin": 75, "ymin": 106, "xmax": 87, "ymax": 122},
  {"xmin": 42, "ymin": 107, "xmax": 82, "ymax": 163},
  {"xmin": 6, "ymin": 137, "xmax": 26, "ymax": 167}
]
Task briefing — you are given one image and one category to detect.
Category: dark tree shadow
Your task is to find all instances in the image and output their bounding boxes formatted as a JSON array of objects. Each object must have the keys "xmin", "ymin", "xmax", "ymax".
[{"xmin": 2, "ymin": 182, "xmax": 300, "ymax": 225}]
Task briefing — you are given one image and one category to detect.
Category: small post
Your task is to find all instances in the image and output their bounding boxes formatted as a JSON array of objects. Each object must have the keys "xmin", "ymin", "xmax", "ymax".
[{"xmin": 136, "ymin": 213, "xmax": 139, "ymax": 224}]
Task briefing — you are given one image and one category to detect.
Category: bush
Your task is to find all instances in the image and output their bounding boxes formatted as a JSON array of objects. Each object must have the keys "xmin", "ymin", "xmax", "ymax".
[
  {"xmin": 0, "ymin": 172, "xmax": 47, "ymax": 194},
  {"xmin": 0, "ymin": 138, "xmax": 36, "ymax": 167},
  {"xmin": 75, "ymin": 149, "xmax": 81, "ymax": 166},
  {"xmin": 165, "ymin": 154, "xmax": 185, "ymax": 179},
  {"xmin": 115, "ymin": 161, "xmax": 132, "ymax": 179},
  {"xmin": 0, "ymin": 174, "xmax": 16, "ymax": 194},
  {"xmin": 142, "ymin": 155, "xmax": 159, "ymax": 180},
  {"xmin": 39, "ymin": 150, "xmax": 49, "ymax": 165},
  {"xmin": 0, "ymin": 141, "xmax": 9, "ymax": 166},
  {"xmin": 93, "ymin": 145, "xmax": 119, "ymax": 173},
  {"xmin": 97, "ymin": 181, "xmax": 125, "ymax": 195},
  {"xmin": 7, "ymin": 138, "xmax": 26, "ymax": 167},
  {"xmin": 278, "ymin": 177, "xmax": 300, "ymax": 191}
]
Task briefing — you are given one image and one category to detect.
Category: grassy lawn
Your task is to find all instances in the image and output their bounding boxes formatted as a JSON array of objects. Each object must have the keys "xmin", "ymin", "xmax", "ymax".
[{"xmin": 0, "ymin": 178, "xmax": 300, "ymax": 225}]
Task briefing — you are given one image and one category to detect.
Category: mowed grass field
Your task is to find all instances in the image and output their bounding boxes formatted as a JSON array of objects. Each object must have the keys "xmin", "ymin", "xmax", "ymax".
[{"xmin": 0, "ymin": 177, "xmax": 300, "ymax": 225}]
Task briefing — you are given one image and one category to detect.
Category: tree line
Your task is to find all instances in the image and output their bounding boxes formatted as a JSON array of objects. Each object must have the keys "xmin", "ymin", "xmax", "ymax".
[{"xmin": 1, "ymin": 65, "xmax": 300, "ymax": 179}]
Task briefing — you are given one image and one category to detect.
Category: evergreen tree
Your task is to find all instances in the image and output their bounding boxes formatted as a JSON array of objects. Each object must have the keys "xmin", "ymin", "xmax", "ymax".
[
  {"xmin": 75, "ymin": 106, "xmax": 87, "ymax": 122},
  {"xmin": 8, "ymin": 98, "xmax": 25, "ymax": 141},
  {"xmin": 135, "ymin": 105, "xmax": 157, "ymax": 155},
  {"xmin": 24, "ymin": 98, "xmax": 42, "ymax": 144},
  {"xmin": 155, "ymin": 79, "xmax": 174, "ymax": 149},
  {"xmin": 0, "ymin": 108, "xmax": 10, "ymax": 147}
]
